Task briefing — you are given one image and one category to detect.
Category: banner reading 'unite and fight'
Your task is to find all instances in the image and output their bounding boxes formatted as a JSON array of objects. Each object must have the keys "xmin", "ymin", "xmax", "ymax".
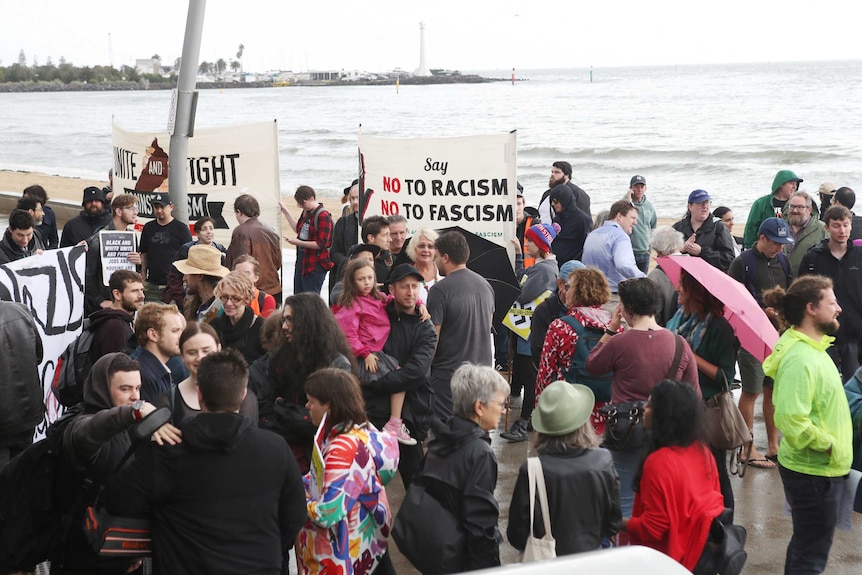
[{"xmin": 358, "ymin": 132, "xmax": 518, "ymax": 250}]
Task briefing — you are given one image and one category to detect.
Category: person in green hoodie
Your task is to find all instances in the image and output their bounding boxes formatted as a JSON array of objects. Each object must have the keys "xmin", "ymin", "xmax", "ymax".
[
  {"xmin": 743, "ymin": 169, "xmax": 804, "ymax": 249},
  {"xmin": 762, "ymin": 275, "xmax": 852, "ymax": 575}
]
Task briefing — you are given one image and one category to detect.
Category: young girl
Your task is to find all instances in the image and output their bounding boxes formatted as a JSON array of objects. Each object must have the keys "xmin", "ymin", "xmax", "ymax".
[{"xmin": 334, "ymin": 258, "xmax": 416, "ymax": 445}]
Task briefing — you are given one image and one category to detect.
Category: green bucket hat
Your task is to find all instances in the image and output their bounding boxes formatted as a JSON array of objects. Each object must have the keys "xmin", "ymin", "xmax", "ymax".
[
  {"xmin": 772, "ymin": 170, "xmax": 803, "ymax": 194},
  {"xmin": 532, "ymin": 381, "xmax": 595, "ymax": 436}
]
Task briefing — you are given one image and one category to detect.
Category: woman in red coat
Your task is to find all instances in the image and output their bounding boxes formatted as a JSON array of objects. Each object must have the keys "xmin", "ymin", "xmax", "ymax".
[{"xmin": 622, "ymin": 379, "xmax": 726, "ymax": 572}]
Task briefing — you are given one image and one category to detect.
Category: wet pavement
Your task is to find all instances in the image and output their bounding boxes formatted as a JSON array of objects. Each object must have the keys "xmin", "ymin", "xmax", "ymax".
[{"xmin": 385, "ymin": 392, "xmax": 862, "ymax": 574}]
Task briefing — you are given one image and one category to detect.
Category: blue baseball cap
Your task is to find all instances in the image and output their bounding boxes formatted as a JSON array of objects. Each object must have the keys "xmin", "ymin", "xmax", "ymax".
[
  {"xmin": 687, "ymin": 189, "xmax": 712, "ymax": 204},
  {"xmin": 559, "ymin": 259, "xmax": 586, "ymax": 279},
  {"xmin": 758, "ymin": 217, "xmax": 795, "ymax": 244}
]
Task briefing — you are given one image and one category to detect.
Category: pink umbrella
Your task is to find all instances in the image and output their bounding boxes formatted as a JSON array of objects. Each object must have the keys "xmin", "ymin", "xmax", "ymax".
[{"xmin": 657, "ymin": 254, "xmax": 779, "ymax": 362}]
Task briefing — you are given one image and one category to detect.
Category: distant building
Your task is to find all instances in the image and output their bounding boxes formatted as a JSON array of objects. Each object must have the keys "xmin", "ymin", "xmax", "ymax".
[
  {"xmin": 135, "ymin": 59, "xmax": 162, "ymax": 75},
  {"xmin": 414, "ymin": 22, "xmax": 432, "ymax": 77}
]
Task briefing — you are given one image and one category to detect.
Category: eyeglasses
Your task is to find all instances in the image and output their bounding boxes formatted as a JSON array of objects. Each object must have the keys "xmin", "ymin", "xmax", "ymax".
[
  {"xmin": 788, "ymin": 204, "xmax": 809, "ymax": 211},
  {"xmin": 121, "ymin": 206, "xmax": 139, "ymax": 212},
  {"xmin": 483, "ymin": 400, "xmax": 507, "ymax": 411},
  {"xmin": 219, "ymin": 295, "xmax": 244, "ymax": 304}
]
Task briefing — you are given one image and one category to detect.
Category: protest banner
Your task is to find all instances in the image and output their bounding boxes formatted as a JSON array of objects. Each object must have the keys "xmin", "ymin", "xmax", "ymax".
[
  {"xmin": 99, "ymin": 230, "xmax": 137, "ymax": 285},
  {"xmin": 111, "ymin": 118, "xmax": 282, "ymax": 247},
  {"xmin": 0, "ymin": 246, "xmax": 86, "ymax": 437},
  {"xmin": 357, "ymin": 132, "xmax": 518, "ymax": 252}
]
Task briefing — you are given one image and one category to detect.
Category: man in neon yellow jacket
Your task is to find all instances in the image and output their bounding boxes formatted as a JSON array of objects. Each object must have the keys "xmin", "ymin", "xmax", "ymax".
[{"xmin": 762, "ymin": 275, "xmax": 851, "ymax": 575}]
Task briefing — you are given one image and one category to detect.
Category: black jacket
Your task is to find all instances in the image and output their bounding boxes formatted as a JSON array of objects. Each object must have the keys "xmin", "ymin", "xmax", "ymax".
[
  {"xmin": 210, "ymin": 307, "xmax": 265, "ymax": 365},
  {"xmin": 37, "ymin": 205, "xmax": 59, "ymax": 249},
  {"xmin": 362, "ymin": 301, "xmax": 437, "ymax": 440},
  {"xmin": 60, "ymin": 210, "xmax": 112, "ymax": 248},
  {"xmin": 0, "ymin": 303, "xmax": 43, "ymax": 439},
  {"xmin": 0, "ymin": 228, "xmax": 45, "ymax": 266},
  {"xmin": 88, "ymin": 308, "xmax": 135, "ymax": 359},
  {"xmin": 549, "ymin": 184, "xmax": 592, "ymax": 263},
  {"xmin": 799, "ymin": 239, "xmax": 862, "ymax": 337},
  {"xmin": 102, "ymin": 412, "xmax": 307, "ymax": 575},
  {"xmin": 421, "ymin": 416, "xmax": 500, "ymax": 572},
  {"xmin": 331, "ymin": 212, "xmax": 359, "ymax": 271},
  {"xmin": 672, "ymin": 215, "xmax": 736, "ymax": 272},
  {"xmin": 530, "ymin": 291, "xmax": 567, "ymax": 367},
  {"xmin": 507, "ymin": 447, "xmax": 621, "ymax": 555}
]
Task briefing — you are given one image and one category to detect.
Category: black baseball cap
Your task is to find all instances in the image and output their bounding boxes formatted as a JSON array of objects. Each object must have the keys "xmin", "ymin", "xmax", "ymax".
[{"xmin": 389, "ymin": 264, "xmax": 423, "ymax": 284}]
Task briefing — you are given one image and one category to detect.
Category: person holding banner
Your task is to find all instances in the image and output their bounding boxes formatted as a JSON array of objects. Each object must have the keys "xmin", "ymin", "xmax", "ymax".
[
  {"xmin": 280, "ymin": 186, "xmax": 334, "ymax": 297},
  {"xmin": 299, "ymin": 368, "xmax": 399, "ymax": 575},
  {"xmin": 0, "ymin": 209, "xmax": 44, "ymax": 265}
]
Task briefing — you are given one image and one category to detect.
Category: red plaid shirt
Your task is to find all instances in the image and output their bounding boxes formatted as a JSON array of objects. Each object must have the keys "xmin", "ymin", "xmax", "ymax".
[{"xmin": 297, "ymin": 205, "xmax": 334, "ymax": 275}]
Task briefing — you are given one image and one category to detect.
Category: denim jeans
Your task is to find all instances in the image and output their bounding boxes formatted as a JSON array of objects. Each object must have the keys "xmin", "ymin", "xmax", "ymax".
[
  {"xmin": 611, "ymin": 448, "xmax": 642, "ymax": 517},
  {"xmin": 634, "ymin": 251, "xmax": 651, "ymax": 275},
  {"xmin": 294, "ymin": 265, "xmax": 327, "ymax": 296},
  {"xmin": 779, "ymin": 463, "xmax": 845, "ymax": 575}
]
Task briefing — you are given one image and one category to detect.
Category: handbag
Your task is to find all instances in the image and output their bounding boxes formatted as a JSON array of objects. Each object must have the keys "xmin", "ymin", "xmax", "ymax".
[
  {"xmin": 392, "ymin": 479, "xmax": 465, "ymax": 574},
  {"xmin": 703, "ymin": 371, "xmax": 751, "ymax": 451},
  {"xmin": 521, "ymin": 457, "xmax": 556, "ymax": 562},
  {"xmin": 83, "ymin": 505, "xmax": 151, "ymax": 556},
  {"xmin": 600, "ymin": 335, "xmax": 684, "ymax": 451},
  {"xmin": 693, "ymin": 508, "xmax": 748, "ymax": 575}
]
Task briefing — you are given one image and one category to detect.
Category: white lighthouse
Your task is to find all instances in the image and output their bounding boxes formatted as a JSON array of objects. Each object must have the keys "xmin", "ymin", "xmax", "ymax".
[{"xmin": 415, "ymin": 21, "xmax": 432, "ymax": 77}]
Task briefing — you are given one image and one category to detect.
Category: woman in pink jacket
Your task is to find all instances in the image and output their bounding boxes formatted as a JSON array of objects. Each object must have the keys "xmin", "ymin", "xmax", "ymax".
[{"xmin": 334, "ymin": 258, "xmax": 415, "ymax": 445}]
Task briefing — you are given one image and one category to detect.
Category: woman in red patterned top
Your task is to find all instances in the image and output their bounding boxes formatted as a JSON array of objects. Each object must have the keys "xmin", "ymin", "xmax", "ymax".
[{"xmin": 535, "ymin": 267, "xmax": 619, "ymax": 434}]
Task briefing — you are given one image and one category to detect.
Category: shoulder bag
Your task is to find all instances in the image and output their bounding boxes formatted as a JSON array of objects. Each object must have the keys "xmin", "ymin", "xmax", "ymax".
[
  {"xmin": 600, "ymin": 334, "xmax": 683, "ymax": 451},
  {"xmin": 703, "ymin": 370, "xmax": 751, "ymax": 476},
  {"xmin": 521, "ymin": 457, "xmax": 556, "ymax": 562}
]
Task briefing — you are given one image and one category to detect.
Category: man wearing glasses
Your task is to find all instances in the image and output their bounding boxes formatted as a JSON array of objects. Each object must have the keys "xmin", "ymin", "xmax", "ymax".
[
  {"xmin": 84, "ymin": 194, "xmax": 143, "ymax": 315},
  {"xmin": 784, "ymin": 191, "xmax": 826, "ymax": 277},
  {"xmin": 672, "ymin": 189, "xmax": 735, "ymax": 272}
]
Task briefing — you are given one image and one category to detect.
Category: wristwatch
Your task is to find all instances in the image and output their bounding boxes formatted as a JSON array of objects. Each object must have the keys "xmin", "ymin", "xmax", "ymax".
[{"xmin": 132, "ymin": 400, "xmax": 145, "ymax": 421}]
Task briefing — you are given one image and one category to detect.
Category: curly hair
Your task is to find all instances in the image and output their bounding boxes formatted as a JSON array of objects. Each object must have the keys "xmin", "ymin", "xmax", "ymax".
[
  {"xmin": 338, "ymin": 259, "xmax": 385, "ymax": 309},
  {"xmin": 679, "ymin": 270, "xmax": 724, "ymax": 320},
  {"xmin": 214, "ymin": 270, "xmax": 255, "ymax": 305},
  {"xmin": 634, "ymin": 379, "xmax": 707, "ymax": 491},
  {"xmin": 566, "ymin": 268, "xmax": 610, "ymax": 308},
  {"xmin": 270, "ymin": 294, "xmax": 356, "ymax": 399}
]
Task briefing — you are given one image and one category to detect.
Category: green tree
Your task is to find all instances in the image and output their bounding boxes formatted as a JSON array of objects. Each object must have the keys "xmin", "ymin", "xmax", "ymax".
[
  {"xmin": 198, "ymin": 61, "xmax": 211, "ymax": 75},
  {"xmin": 18, "ymin": 50, "xmax": 26, "ymax": 66},
  {"xmin": 216, "ymin": 58, "xmax": 226, "ymax": 76},
  {"xmin": 230, "ymin": 59, "xmax": 240, "ymax": 73},
  {"xmin": 236, "ymin": 44, "xmax": 244, "ymax": 73}
]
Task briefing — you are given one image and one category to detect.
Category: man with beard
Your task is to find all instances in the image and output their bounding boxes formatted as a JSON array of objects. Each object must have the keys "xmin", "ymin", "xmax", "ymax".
[
  {"xmin": 538, "ymin": 161, "xmax": 590, "ymax": 224},
  {"xmin": 133, "ymin": 302, "xmax": 186, "ymax": 402},
  {"xmin": 762, "ymin": 276, "xmax": 851, "ymax": 575},
  {"xmin": 89, "ymin": 270, "xmax": 146, "ymax": 358},
  {"xmin": 60, "ymin": 186, "xmax": 112, "ymax": 247},
  {"xmin": 140, "ymin": 193, "xmax": 192, "ymax": 303},
  {"xmin": 784, "ymin": 191, "xmax": 826, "ymax": 277},
  {"xmin": 729, "ymin": 217, "xmax": 794, "ymax": 469},
  {"xmin": 799, "ymin": 205, "xmax": 862, "ymax": 382},
  {"xmin": 85, "ymin": 194, "xmax": 143, "ymax": 316},
  {"xmin": 173, "ymin": 244, "xmax": 230, "ymax": 323}
]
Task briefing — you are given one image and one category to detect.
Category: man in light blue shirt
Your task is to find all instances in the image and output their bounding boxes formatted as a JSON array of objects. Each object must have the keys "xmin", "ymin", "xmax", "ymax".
[{"xmin": 583, "ymin": 200, "xmax": 646, "ymax": 297}]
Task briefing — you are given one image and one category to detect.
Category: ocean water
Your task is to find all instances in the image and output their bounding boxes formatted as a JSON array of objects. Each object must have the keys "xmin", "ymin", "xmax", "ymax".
[{"xmin": 1, "ymin": 60, "xmax": 860, "ymax": 220}]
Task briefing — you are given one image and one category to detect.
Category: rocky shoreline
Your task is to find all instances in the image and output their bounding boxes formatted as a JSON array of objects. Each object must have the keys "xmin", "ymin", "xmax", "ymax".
[{"xmin": 0, "ymin": 74, "xmax": 508, "ymax": 93}]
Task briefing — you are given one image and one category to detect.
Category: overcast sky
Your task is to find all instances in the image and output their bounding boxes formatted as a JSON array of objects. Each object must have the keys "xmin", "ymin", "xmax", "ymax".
[{"xmin": 2, "ymin": 1, "xmax": 860, "ymax": 73}]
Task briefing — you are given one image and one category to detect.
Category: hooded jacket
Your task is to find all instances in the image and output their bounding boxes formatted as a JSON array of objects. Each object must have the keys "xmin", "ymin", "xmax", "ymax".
[
  {"xmin": 0, "ymin": 228, "xmax": 45, "ymax": 266},
  {"xmin": 764, "ymin": 327, "xmax": 852, "ymax": 477},
  {"xmin": 549, "ymin": 184, "xmax": 592, "ymax": 263},
  {"xmin": 103, "ymin": 412, "xmax": 307, "ymax": 575},
  {"xmin": 0, "ymin": 302, "xmax": 44, "ymax": 439},
  {"xmin": 87, "ymin": 307, "xmax": 135, "ymax": 359},
  {"xmin": 419, "ymin": 416, "xmax": 501, "ymax": 572}
]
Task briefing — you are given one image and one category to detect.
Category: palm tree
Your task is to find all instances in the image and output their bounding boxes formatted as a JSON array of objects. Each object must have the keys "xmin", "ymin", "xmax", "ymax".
[
  {"xmin": 230, "ymin": 59, "xmax": 240, "ymax": 73},
  {"xmin": 236, "ymin": 44, "xmax": 244, "ymax": 74},
  {"xmin": 216, "ymin": 58, "xmax": 227, "ymax": 78},
  {"xmin": 198, "ymin": 61, "xmax": 211, "ymax": 75}
]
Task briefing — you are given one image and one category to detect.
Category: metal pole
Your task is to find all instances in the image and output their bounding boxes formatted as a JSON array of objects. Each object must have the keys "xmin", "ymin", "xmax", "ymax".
[{"xmin": 169, "ymin": 0, "xmax": 207, "ymax": 223}]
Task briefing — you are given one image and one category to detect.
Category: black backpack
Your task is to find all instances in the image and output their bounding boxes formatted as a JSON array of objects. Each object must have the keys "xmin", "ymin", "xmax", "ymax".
[
  {"xmin": 53, "ymin": 319, "xmax": 96, "ymax": 407},
  {"xmin": 0, "ymin": 410, "xmax": 83, "ymax": 573}
]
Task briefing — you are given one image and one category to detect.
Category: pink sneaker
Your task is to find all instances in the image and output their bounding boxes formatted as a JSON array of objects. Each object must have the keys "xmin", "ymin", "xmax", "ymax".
[{"xmin": 385, "ymin": 420, "xmax": 417, "ymax": 445}]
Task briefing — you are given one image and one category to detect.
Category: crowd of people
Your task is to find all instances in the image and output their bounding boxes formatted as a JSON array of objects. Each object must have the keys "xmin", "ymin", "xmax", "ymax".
[{"xmin": 0, "ymin": 165, "xmax": 860, "ymax": 575}]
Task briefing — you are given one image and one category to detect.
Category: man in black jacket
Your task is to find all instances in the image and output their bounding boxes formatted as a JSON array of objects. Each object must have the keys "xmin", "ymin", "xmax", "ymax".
[
  {"xmin": 799, "ymin": 205, "xmax": 862, "ymax": 382},
  {"xmin": 88, "ymin": 269, "xmax": 145, "ymax": 359},
  {"xmin": 102, "ymin": 349, "xmax": 306, "ymax": 575},
  {"xmin": 60, "ymin": 186, "xmax": 112, "ymax": 248},
  {"xmin": 362, "ymin": 264, "xmax": 437, "ymax": 487}
]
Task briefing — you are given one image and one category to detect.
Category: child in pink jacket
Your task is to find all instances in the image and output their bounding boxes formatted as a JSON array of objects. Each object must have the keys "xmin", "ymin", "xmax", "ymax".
[{"xmin": 335, "ymin": 259, "xmax": 415, "ymax": 445}]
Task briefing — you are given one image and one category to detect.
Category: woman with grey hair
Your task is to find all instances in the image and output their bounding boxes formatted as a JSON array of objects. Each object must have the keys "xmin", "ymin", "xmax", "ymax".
[
  {"xmin": 412, "ymin": 364, "xmax": 508, "ymax": 572},
  {"xmin": 649, "ymin": 226, "xmax": 685, "ymax": 326},
  {"xmin": 508, "ymin": 381, "xmax": 621, "ymax": 555},
  {"xmin": 404, "ymin": 227, "xmax": 442, "ymax": 302}
]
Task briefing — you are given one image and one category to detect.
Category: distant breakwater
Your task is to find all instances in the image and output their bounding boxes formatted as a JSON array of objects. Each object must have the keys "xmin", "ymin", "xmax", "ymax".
[{"xmin": 0, "ymin": 74, "xmax": 510, "ymax": 93}]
